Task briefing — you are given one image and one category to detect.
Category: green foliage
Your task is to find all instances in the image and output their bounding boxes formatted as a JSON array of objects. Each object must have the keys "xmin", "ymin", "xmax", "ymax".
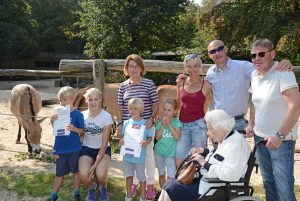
[
  {"xmin": 0, "ymin": 0, "xmax": 38, "ymax": 55},
  {"xmin": 200, "ymin": 0, "xmax": 300, "ymax": 63},
  {"xmin": 0, "ymin": 0, "xmax": 84, "ymax": 56},
  {"xmin": 78, "ymin": 0, "xmax": 192, "ymax": 58}
]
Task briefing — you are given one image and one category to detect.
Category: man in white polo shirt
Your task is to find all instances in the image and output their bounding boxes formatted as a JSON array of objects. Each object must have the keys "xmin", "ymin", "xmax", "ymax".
[{"xmin": 246, "ymin": 38, "xmax": 300, "ymax": 201}]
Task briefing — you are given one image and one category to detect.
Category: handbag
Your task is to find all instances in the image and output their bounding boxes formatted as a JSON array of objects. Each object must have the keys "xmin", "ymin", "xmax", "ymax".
[{"xmin": 175, "ymin": 155, "xmax": 201, "ymax": 185}]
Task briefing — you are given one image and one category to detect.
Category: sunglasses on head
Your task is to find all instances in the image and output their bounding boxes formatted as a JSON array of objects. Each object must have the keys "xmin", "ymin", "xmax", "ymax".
[
  {"xmin": 184, "ymin": 53, "xmax": 200, "ymax": 61},
  {"xmin": 251, "ymin": 49, "xmax": 273, "ymax": 59},
  {"xmin": 208, "ymin": 45, "xmax": 225, "ymax": 55}
]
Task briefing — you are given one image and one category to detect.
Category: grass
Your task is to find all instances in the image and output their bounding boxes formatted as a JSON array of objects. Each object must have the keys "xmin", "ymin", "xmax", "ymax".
[{"xmin": 0, "ymin": 170, "xmax": 299, "ymax": 200}]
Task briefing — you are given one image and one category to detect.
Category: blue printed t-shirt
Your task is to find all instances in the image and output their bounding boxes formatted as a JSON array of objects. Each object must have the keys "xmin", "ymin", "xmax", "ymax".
[
  {"xmin": 122, "ymin": 118, "xmax": 153, "ymax": 164},
  {"xmin": 155, "ymin": 118, "xmax": 182, "ymax": 157},
  {"xmin": 53, "ymin": 109, "xmax": 84, "ymax": 154}
]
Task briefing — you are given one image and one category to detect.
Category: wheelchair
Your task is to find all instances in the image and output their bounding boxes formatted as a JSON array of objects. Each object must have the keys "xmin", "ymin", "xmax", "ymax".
[{"xmin": 197, "ymin": 139, "xmax": 266, "ymax": 201}]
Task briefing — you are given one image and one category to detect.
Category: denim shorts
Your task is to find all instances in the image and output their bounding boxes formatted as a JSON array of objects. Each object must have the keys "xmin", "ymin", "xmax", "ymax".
[
  {"xmin": 176, "ymin": 118, "xmax": 207, "ymax": 159},
  {"xmin": 56, "ymin": 151, "xmax": 80, "ymax": 177},
  {"xmin": 79, "ymin": 146, "xmax": 111, "ymax": 161},
  {"xmin": 155, "ymin": 154, "xmax": 176, "ymax": 178},
  {"xmin": 123, "ymin": 161, "xmax": 146, "ymax": 182}
]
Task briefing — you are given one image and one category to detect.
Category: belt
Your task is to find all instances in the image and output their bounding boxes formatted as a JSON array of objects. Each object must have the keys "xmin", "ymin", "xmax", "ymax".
[{"xmin": 234, "ymin": 114, "xmax": 245, "ymax": 120}]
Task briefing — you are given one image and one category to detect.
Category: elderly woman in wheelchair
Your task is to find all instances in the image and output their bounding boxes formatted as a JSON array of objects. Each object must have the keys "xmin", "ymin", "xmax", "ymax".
[{"xmin": 158, "ymin": 109, "xmax": 259, "ymax": 201}]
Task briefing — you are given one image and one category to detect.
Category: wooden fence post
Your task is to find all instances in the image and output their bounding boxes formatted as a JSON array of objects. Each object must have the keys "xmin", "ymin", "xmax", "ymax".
[{"xmin": 93, "ymin": 59, "xmax": 105, "ymax": 93}]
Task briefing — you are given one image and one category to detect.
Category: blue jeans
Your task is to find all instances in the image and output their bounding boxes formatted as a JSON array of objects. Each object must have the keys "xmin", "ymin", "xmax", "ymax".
[
  {"xmin": 234, "ymin": 118, "xmax": 247, "ymax": 131},
  {"xmin": 176, "ymin": 118, "xmax": 207, "ymax": 159},
  {"xmin": 254, "ymin": 135, "xmax": 296, "ymax": 201}
]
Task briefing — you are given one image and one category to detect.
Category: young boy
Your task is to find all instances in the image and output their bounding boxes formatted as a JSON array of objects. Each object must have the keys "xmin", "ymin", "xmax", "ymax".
[
  {"xmin": 119, "ymin": 98, "xmax": 153, "ymax": 201},
  {"xmin": 49, "ymin": 86, "xmax": 85, "ymax": 201}
]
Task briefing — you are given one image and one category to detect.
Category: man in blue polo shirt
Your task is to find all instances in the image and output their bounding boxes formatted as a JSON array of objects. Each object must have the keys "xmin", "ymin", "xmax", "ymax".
[{"xmin": 205, "ymin": 39, "xmax": 292, "ymax": 131}]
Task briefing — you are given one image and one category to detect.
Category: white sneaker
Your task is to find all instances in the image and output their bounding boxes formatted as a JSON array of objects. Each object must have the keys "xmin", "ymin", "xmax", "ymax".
[{"xmin": 125, "ymin": 197, "xmax": 132, "ymax": 201}]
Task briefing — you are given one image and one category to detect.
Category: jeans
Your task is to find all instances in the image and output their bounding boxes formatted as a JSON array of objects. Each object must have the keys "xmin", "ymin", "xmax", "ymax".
[
  {"xmin": 254, "ymin": 135, "xmax": 296, "ymax": 201},
  {"xmin": 234, "ymin": 118, "xmax": 247, "ymax": 131},
  {"xmin": 176, "ymin": 118, "xmax": 207, "ymax": 159}
]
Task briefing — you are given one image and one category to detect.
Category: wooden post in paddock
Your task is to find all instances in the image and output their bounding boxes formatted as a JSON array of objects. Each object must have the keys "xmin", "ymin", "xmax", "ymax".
[{"xmin": 93, "ymin": 59, "xmax": 105, "ymax": 94}]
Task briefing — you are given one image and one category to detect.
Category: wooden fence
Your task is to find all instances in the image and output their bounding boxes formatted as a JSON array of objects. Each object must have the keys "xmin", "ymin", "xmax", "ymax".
[{"xmin": 1, "ymin": 59, "xmax": 299, "ymax": 91}]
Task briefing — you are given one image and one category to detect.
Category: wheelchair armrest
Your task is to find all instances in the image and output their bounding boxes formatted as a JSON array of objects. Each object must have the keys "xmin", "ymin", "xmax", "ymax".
[{"xmin": 202, "ymin": 177, "xmax": 246, "ymax": 184}]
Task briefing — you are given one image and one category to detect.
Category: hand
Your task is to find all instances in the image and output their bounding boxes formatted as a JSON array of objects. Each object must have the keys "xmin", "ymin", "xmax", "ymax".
[
  {"xmin": 145, "ymin": 117, "xmax": 154, "ymax": 129},
  {"xmin": 87, "ymin": 165, "xmax": 96, "ymax": 182},
  {"xmin": 265, "ymin": 136, "xmax": 283, "ymax": 149},
  {"xmin": 189, "ymin": 147, "xmax": 204, "ymax": 155},
  {"xmin": 244, "ymin": 127, "xmax": 254, "ymax": 138},
  {"xmin": 176, "ymin": 74, "xmax": 187, "ymax": 88},
  {"xmin": 140, "ymin": 140, "xmax": 148, "ymax": 147},
  {"xmin": 50, "ymin": 114, "xmax": 58, "ymax": 125},
  {"xmin": 276, "ymin": 59, "xmax": 293, "ymax": 72},
  {"xmin": 192, "ymin": 153, "xmax": 205, "ymax": 166},
  {"xmin": 66, "ymin": 123, "xmax": 76, "ymax": 132},
  {"xmin": 119, "ymin": 138, "xmax": 124, "ymax": 146},
  {"xmin": 53, "ymin": 154, "xmax": 59, "ymax": 160},
  {"xmin": 161, "ymin": 116, "xmax": 168, "ymax": 126}
]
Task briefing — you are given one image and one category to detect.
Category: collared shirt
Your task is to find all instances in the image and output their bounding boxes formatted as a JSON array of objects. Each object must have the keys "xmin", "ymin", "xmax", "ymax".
[
  {"xmin": 205, "ymin": 58, "xmax": 254, "ymax": 117},
  {"xmin": 250, "ymin": 61, "xmax": 299, "ymax": 140}
]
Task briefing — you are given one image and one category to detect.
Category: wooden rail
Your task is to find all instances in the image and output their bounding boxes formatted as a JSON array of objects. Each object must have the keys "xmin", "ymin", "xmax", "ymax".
[{"xmin": 0, "ymin": 59, "xmax": 299, "ymax": 85}]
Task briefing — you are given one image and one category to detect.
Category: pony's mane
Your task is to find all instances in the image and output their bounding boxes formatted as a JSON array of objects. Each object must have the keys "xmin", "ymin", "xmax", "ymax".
[{"xmin": 27, "ymin": 87, "xmax": 36, "ymax": 122}]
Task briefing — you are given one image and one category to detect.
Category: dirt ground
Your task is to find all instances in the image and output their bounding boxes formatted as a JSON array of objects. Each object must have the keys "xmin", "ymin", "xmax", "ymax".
[{"xmin": 0, "ymin": 79, "xmax": 299, "ymax": 200}]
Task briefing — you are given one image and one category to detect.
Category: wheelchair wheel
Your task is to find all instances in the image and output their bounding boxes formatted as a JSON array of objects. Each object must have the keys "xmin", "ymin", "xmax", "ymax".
[{"xmin": 229, "ymin": 196, "xmax": 262, "ymax": 201}]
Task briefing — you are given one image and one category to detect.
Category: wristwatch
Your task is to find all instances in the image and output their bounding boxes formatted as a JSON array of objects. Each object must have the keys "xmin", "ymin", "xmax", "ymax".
[{"xmin": 276, "ymin": 131, "xmax": 285, "ymax": 140}]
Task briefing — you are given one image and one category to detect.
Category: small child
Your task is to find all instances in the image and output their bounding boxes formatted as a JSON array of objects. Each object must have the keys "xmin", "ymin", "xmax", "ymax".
[
  {"xmin": 155, "ymin": 98, "xmax": 182, "ymax": 188},
  {"xmin": 49, "ymin": 86, "xmax": 85, "ymax": 201},
  {"xmin": 119, "ymin": 98, "xmax": 153, "ymax": 201}
]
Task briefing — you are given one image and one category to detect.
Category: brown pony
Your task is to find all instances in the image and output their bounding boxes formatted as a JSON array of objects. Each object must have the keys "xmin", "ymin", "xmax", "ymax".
[{"xmin": 9, "ymin": 84, "xmax": 45, "ymax": 154}]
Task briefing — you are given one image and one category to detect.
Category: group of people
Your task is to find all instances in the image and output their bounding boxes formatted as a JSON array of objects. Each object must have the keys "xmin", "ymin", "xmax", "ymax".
[{"xmin": 47, "ymin": 38, "xmax": 300, "ymax": 201}]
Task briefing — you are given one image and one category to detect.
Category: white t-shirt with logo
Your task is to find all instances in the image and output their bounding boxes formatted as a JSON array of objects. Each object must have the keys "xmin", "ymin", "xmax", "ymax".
[{"xmin": 82, "ymin": 109, "xmax": 113, "ymax": 149}]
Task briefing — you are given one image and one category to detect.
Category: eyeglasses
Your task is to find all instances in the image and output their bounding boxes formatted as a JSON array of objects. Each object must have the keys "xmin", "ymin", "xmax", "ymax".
[
  {"xmin": 251, "ymin": 50, "xmax": 273, "ymax": 59},
  {"xmin": 184, "ymin": 54, "xmax": 200, "ymax": 61},
  {"xmin": 208, "ymin": 45, "xmax": 225, "ymax": 55},
  {"xmin": 128, "ymin": 65, "xmax": 140, "ymax": 69}
]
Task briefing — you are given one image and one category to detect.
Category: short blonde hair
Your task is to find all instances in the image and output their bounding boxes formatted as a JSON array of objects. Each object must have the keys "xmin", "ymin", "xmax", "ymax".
[
  {"xmin": 84, "ymin": 87, "xmax": 102, "ymax": 100},
  {"xmin": 204, "ymin": 109, "xmax": 235, "ymax": 133},
  {"xmin": 123, "ymin": 54, "xmax": 146, "ymax": 76},
  {"xmin": 128, "ymin": 98, "xmax": 144, "ymax": 111},
  {"xmin": 183, "ymin": 53, "xmax": 202, "ymax": 68},
  {"xmin": 57, "ymin": 86, "xmax": 76, "ymax": 99},
  {"xmin": 163, "ymin": 98, "xmax": 178, "ymax": 110}
]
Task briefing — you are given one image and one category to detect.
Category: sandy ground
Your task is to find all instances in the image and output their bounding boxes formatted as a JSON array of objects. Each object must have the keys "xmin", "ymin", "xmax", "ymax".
[{"xmin": 0, "ymin": 79, "xmax": 299, "ymax": 200}]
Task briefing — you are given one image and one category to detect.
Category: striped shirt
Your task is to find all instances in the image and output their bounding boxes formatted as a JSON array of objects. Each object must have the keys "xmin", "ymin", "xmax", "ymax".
[{"xmin": 117, "ymin": 77, "xmax": 158, "ymax": 121}]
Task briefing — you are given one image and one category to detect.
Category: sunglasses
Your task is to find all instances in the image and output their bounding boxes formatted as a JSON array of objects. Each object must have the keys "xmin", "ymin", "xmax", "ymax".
[
  {"xmin": 208, "ymin": 45, "xmax": 225, "ymax": 54},
  {"xmin": 184, "ymin": 53, "xmax": 200, "ymax": 61},
  {"xmin": 251, "ymin": 49, "xmax": 272, "ymax": 59}
]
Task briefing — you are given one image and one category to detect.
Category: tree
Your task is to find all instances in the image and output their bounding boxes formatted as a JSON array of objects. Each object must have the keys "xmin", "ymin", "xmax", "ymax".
[
  {"xmin": 28, "ymin": 0, "xmax": 84, "ymax": 53},
  {"xmin": 200, "ymin": 0, "xmax": 300, "ymax": 55},
  {"xmin": 0, "ymin": 0, "xmax": 38, "ymax": 55},
  {"xmin": 78, "ymin": 0, "xmax": 193, "ymax": 58}
]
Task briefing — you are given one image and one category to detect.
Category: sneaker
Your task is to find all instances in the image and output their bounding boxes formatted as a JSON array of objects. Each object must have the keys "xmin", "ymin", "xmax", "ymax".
[
  {"xmin": 146, "ymin": 184, "xmax": 156, "ymax": 200},
  {"xmin": 86, "ymin": 182, "xmax": 97, "ymax": 201},
  {"xmin": 125, "ymin": 197, "xmax": 132, "ymax": 201},
  {"xmin": 139, "ymin": 198, "xmax": 146, "ymax": 201},
  {"xmin": 130, "ymin": 184, "xmax": 138, "ymax": 198},
  {"xmin": 99, "ymin": 188, "xmax": 109, "ymax": 201},
  {"xmin": 74, "ymin": 194, "xmax": 82, "ymax": 201},
  {"xmin": 48, "ymin": 197, "xmax": 58, "ymax": 201}
]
